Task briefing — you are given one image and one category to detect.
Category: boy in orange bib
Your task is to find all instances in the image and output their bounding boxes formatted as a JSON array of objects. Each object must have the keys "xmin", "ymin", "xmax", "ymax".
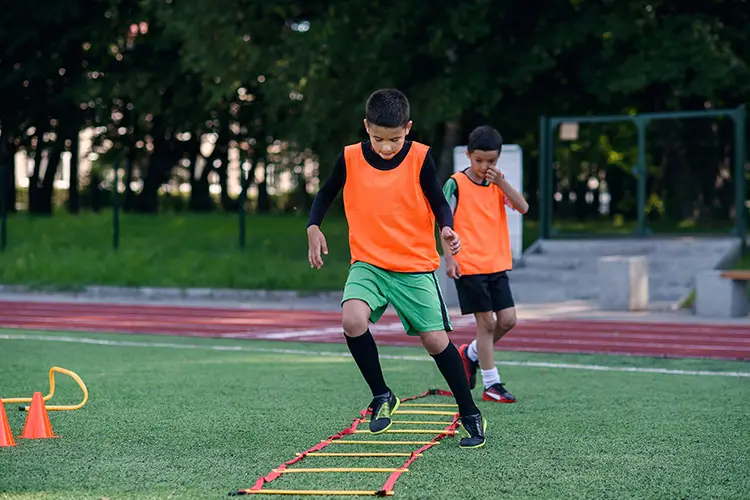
[
  {"xmin": 307, "ymin": 89, "xmax": 486, "ymax": 448},
  {"xmin": 442, "ymin": 126, "xmax": 529, "ymax": 403}
]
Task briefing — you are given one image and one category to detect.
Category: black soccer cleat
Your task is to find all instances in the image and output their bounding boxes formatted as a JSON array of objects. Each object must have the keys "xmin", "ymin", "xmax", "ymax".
[
  {"xmin": 483, "ymin": 382, "xmax": 516, "ymax": 403},
  {"xmin": 368, "ymin": 392, "xmax": 400, "ymax": 434},
  {"xmin": 458, "ymin": 412, "xmax": 486, "ymax": 449},
  {"xmin": 458, "ymin": 344, "xmax": 479, "ymax": 389}
]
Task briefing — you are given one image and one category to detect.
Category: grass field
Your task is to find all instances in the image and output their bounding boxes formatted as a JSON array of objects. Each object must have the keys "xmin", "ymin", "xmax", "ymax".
[
  {"xmin": 1, "ymin": 330, "xmax": 749, "ymax": 499},
  {"xmin": 0, "ymin": 213, "xmax": 351, "ymax": 291},
  {"xmin": 0, "ymin": 212, "xmax": 741, "ymax": 291}
]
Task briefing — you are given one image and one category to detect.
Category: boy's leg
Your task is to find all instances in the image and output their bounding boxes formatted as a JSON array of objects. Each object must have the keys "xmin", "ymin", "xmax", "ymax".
[
  {"xmin": 473, "ymin": 311, "xmax": 497, "ymax": 370},
  {"xmin": 342, "ymin": 262, "xmax": 400, "ymax": 434},
  {"xmin": 494, "ymin": 307, "xmax": 517, "ymax": 341},
  {"xmin": 388, "ymin": 271, "xmax": 485, "ymax": 448},
  {"xmin": 418, "ymin": 330, "xmax": 478, "ymax": 417},
  {"xmin": 489, "ymin": 272, "xmax": 516, "ymax": 338},
  {"xmin": 470, "ymin": 311, "xmax": 506, "ymax": 394},
  {"xmin": 480, "ymin": 271, "xmax": 518, "ymax": 403},
  {"xmin": 342, "ymin": 299, "xmax": 389, "ymax": 396},
  {"xmin": 419, "ymin": 330, "xmax": 485, "ymax": 448},
  {"xmin": 453, "ymin": 274, "xmax": 493, "ymax": 389}
]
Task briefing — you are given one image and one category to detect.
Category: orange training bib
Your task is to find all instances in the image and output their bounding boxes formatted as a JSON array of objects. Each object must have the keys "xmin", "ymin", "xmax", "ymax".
[
  {"xmin": 343, "ymin": 142, "xmax": 440, "ymax": 273},
  {"xmin": 451, "ymin": 171, "xmax": 512, "ymax": 274}
]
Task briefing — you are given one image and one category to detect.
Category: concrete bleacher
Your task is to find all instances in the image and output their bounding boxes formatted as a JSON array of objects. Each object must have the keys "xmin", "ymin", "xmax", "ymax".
[{"xmin": 439, "ymin": 237, "xmax": 743, "ymax": 313}]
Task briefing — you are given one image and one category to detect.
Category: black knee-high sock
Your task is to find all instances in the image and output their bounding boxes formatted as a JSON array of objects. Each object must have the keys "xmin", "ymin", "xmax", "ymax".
[
  {"xmin": 431, "ymin": 342, "xmax": 479, "ymax": 417},
  {"xmin": 345, "ymin": 330, "xmax": 389, "ymax": 397}
]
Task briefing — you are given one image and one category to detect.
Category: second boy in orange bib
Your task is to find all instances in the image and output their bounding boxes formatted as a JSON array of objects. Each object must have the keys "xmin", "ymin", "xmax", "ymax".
[{"xmin": 441, "ymin": 126, "xmax": 528, "ymax": 403}]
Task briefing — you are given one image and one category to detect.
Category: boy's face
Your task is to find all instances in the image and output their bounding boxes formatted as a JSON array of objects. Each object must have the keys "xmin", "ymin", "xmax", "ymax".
[
  {"xmin": 364, "ymin": 119, "xmax": 412, "ymax": 160},
  {"xmin": 467, "ymin": 149, "xmax": 500, "ymax": 179}
]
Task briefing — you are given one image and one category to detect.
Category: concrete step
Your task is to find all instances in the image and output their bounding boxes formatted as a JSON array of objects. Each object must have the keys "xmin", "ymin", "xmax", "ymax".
[
  {"xmin": 520, "ymin": 254, "xmax": 720, "ymax": 276},
  {"xmin": 539, "ymin": 237, "xmax": 738, "ymax": 255},
  {"xmin": 519, "ymin": 255, "xmax": 586, "ymax": 270},
  {"xmin": 509, "ymin": 268, "xmax": 595, "ymax": 284},
  {"xmin": 446, "ymin": 237, "xmax": 741, "ymax": 307}
]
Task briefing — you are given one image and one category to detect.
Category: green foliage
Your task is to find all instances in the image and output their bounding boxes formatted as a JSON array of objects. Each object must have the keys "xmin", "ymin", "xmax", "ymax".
[{"xmin": 0, "ymin": 0, "xmax": 748, "ymax": 220}]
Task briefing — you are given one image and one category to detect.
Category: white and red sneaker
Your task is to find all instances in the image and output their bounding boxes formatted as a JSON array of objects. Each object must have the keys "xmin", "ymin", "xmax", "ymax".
[{"xmin": 483, "ymin": 383, "xmax": 516, "ymax": 403}]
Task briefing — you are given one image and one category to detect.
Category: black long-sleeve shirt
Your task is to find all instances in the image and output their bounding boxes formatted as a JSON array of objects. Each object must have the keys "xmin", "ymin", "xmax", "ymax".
[{"xmin": 307, "ymin": 141, "xmax": 453, "ymax": 229}]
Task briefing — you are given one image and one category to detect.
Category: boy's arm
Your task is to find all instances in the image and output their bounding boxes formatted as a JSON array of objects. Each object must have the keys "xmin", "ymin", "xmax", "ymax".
[
  {"xmin": 418, "ymin": 153, "xmax": 454, "ymax": 229},
  {"xmin": 442, "ymin": 177, "xmax": 458, "ymax": 215},
  {"xmin": 307, "ymin": 152, "xmax": 346, "ymax": 228},
  {"xmin": 494, "ymin": 175, "xmax": 528, "ymax": 214},
  {"xmin": 439, "ymin": 177, "xmax": 459, "ymax": 260},
  {"xmin": 420, "ymin": 153, "xmax": 460, "ymax": 254}
]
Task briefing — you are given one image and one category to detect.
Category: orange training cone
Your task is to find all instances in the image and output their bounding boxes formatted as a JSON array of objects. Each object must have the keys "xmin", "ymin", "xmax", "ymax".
[
  {"xmin": 21, "ymin": 392, "xmax": 58, "ymax": 439},
  {"xmin": 0, "ymin": 397, "xmax": 17, "ymax": 447}
]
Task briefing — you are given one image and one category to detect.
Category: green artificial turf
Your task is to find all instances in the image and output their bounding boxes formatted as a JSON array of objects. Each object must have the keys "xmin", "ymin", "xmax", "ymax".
[{"xmin": 1, "ymin": 330, "xmax": 749, "ymax": 499}]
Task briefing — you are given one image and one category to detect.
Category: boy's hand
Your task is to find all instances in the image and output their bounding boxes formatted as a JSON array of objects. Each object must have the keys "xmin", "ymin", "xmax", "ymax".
[
  {"xmin": 441, "ymin": 227, "xmax": 461, "ymax": 255},
  {"xmin": 445, "ymin": 257, "xmax": 461, "ymax": 279},
  {"xmin": 307, "ymin": 225, "xmax": 328, "ymax": 269},
  {"xmin": 485, "ymin": 168, "xmax": 504, "ymax": 186}
]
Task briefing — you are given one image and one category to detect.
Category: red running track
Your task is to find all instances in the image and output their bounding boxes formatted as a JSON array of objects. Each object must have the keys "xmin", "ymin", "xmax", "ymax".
[{"xmin": 0, "ymin": 300, "xmax": 749, "ymax": 360}]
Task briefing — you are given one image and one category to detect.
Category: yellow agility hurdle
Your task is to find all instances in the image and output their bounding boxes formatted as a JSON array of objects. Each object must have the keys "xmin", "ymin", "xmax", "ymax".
[{"xmin": 1, "ymin": 366, "xmax": 88, "ymax": 412}]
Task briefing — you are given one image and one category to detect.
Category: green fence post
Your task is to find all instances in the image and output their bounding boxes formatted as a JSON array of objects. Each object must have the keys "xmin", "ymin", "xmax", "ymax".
[
  {"xmin": 0, "ymin": 159, "xmax": 6, "ymax": 252},
  {"xmin": 238, "ymin": 159, "xmax": 248, "ymax": 250},
  {"xmin": 538, "ymin": 116, "xmax": 549, "ymax": 239},
  {"xmin": 112, "ymin": 155, "xmax": 120, "ymax": 251},
  {"xmin": 733, "ymin": 107, "xmax": 747, "ymax": 247},
  {"xmin": 635, "ymin": 117, "xmax": 649, "ymax": 235},
  {"xmin": 545, "ymin": 118, "xmax": 555, "ymax": 237}
]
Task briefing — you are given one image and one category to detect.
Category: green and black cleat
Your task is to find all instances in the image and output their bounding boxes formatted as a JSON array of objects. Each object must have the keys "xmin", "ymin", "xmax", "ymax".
[
  {"xmin": 368, "ymin": 392, "xmax": 400, "ymax": 434},
  {"xmin": 458, "ymin": 412, "xmax": 487, "ymax": 449}
]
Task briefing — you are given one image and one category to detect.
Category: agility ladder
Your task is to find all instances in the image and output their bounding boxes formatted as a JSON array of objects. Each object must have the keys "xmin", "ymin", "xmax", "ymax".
[{"xmin": 230, "ymin": 388, "xmax": 460, "ymax": 497}]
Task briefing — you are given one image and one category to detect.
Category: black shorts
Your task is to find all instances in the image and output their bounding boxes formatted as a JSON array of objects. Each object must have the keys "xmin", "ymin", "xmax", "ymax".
[{"xmin": 454, "ymin": 271, "xmax": 515, "ymax": 315}]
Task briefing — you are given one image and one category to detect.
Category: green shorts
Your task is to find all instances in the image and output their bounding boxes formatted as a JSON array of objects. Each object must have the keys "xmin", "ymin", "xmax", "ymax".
[{"xmin": 342, "ymin": 261, "xmax": 453, "ymax": 336}]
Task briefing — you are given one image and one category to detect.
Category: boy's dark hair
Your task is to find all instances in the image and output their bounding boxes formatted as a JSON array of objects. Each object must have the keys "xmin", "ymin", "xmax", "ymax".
[
  {"xmin": 467, "ymin": 126, "xmax": 503, "ymax": 153},
  {"xmin": 365, "ymin": 89, "xmax": 410, "ymax": 128}
]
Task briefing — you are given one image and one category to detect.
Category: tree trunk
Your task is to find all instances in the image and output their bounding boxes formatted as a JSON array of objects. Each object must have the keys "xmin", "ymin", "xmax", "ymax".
[
  {"xmin": 189, "ymin": 137, "xmax": 213, "ymax": 211},
  {"xmin": 256, "ymin": 136, "xmax": 270, "ymax": 213},
  {"xmin": 90, "ymin": 169, "xmax": 103, "ymax": 213},
  {"xmin": 605, "ymin": 167, "xmax": 631, "ymax": 219},
  {"xmin": 123, "ymin": 148, "xmax": 136, "ymax": 212},
  {"xmin": 36, "ymin": 143, "xmax": 63, "ymax": 215},
  {"xmin": 436, "ymin": 119, "xmax": 462, "ymax": 183},
  {"xmin": 661, "ymin": 126, "xmax": 694, "ymax": 220},
  {"xmin": 67, "ymin": 129, "xmax": 80, "ymax": 214},
  {"xmin": 138, "ymin": 136, "xmax": 176, "ymax": 213},
  {"xmin": 215, "ymin": 118, "xmax": 234, "ymax": 211},
  {"xmin": 0, "ymin": 136, "xmax": 16, "ymax": 213},
  {"xmin": 27, "ymin": 126, "xmax": 47, "ymax": 214},
  {"xmin": 294, "ymin": 169, "xmax": 312, "ymax": 212}
]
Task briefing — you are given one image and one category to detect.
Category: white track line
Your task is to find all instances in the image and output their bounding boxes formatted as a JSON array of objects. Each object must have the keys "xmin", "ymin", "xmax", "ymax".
[
  {"xmin": 2, "ymin": 333, "xmax": 749, "ymax": 378},
  {"xmin": 228, "ymin": 317, "xmax": 480, "ymax": 339}
]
